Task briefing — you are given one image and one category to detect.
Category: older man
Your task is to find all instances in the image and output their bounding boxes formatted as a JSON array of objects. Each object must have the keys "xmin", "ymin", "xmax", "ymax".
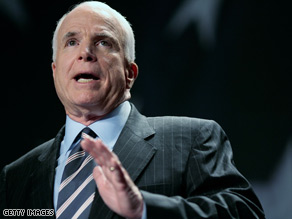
[{"xmin": 0, "ymin": 1, "xmax": 264, "ymax": 219}]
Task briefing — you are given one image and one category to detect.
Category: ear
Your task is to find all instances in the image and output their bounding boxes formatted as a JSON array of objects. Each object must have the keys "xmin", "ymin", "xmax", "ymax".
[
  {"xmin": 126, "ymin": 62, "xmax": 138, "ymax": 89},
  {"xmin": 52, "ymin": 62, "xmax": 57, "ymax": 79}
]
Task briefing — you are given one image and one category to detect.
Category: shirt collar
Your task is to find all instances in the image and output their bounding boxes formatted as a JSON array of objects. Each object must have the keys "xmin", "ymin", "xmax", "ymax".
[{"xmin": 62, "ymin": 101, "xmax": 131, "ymax": 154}]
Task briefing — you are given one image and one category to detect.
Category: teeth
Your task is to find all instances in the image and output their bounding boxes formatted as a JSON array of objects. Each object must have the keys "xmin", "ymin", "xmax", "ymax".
[{"xmin": 78, "ymin": 78, "xmax": 94, "ymax": 83}]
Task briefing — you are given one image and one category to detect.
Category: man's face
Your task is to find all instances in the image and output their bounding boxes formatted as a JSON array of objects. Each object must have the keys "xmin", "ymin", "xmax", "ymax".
[{"xmin": 52, "ymin": 7, "xmax": 137, "ymax": 119}]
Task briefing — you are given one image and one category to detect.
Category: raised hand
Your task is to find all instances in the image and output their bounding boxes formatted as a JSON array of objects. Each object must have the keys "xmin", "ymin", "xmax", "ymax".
[{"xmin": 81, "ymin": 133, "xmax": 144, "ymax": 219}]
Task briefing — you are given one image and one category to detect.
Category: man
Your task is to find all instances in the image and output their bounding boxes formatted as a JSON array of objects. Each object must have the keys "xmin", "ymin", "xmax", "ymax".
[{"xmin": 0, "ymin": 1, "xmax": 265, "ymax": 218}]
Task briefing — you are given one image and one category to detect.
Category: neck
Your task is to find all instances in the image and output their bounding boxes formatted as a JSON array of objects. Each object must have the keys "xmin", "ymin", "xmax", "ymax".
[
  {"xmin": 66, "ymin": 113, "xmax": 106, "ymax": 126},
  {"xmin": 65, "ymin": 101, "xmax": 126, "ymax": 126}
]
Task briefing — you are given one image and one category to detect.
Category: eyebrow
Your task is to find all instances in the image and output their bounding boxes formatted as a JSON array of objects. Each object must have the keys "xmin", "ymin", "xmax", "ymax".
[
  {"xmin": 93, "ymin": 33, "xmax": 118, "ymax": 43},
  {"xmin": 62, "ymin": 31, "xmax": 80, "ymax": 43},
  {"xmin": 62, "ymin": 31, "xmax": 117, "ymax": 42}
]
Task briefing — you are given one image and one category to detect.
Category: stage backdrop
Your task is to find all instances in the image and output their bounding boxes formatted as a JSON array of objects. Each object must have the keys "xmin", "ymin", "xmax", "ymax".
[{"xmin": 0, "ymin": 0, "xmax": 291, "ymax": 218}]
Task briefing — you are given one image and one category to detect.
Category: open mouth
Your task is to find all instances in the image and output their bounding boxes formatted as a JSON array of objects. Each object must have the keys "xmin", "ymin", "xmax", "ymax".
[{"xmin": 74, "ymin": 73, "xmax": 100, "ymax": 83}]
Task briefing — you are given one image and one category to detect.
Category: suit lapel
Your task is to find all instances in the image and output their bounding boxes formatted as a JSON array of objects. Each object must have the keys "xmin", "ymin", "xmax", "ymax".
[
  {"xmin": 89, "ymin": 104, "xmax": 156, "ymax": 219},
  {"xmin": 28, "ymin": 127, "xmax": 64, "ymax": 211},
  {"xmin": 113, "ymin": 105, "xmax": 156, "ymax": 182}
]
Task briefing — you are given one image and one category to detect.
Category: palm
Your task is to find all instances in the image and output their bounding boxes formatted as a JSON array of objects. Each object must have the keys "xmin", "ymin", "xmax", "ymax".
[{"xmin": 81, "ymin": 136, "xmax": 143, "ymax": 219}]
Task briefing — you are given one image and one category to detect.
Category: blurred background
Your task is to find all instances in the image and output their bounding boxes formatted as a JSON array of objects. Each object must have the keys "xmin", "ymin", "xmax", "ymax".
[{"xmin": 0, "ymin": 0, "xmax": 291, "ymax": 218}]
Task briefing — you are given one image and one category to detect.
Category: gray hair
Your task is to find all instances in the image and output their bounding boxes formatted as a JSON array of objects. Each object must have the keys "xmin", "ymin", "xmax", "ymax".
[{"xmin": 51, "ymin": 1, "xmax": 135, "ymax": 63}]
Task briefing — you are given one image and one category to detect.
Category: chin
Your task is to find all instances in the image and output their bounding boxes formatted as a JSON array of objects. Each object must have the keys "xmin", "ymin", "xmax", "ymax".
[
  {"xmin": 74, "ymin": 92, "xmax": 100, "ymax": 103},
  {"xmin": 76, "ymin": 99, "xmax": 100, "ymax": 107}
]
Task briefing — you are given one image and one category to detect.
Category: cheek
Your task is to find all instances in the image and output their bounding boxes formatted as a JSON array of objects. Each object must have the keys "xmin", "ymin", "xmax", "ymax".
[
  {"xmin": 53, "ymin": 60, "xmax": 74, "ymax": 98},
  {"xmin": 103, "ymin": 56, "xmax": 126, "ymax": 85},
  {"xmin": 105, "ymin": 66, "xmax": 126, "ymax": 92},
  {"xmin": 54, "ymin": 69, "xmax": 66, "ymax": 93},
  {"xmin": 105, "ymin": 71, "xmax": 127, "ymax": 101},
  {"xmin": 54, "ymin": 68, "xmax": 68, "ymax": 101},
  {"xmin": 55, "ymin": 58, "xmax": 74, "ymax": 84}
]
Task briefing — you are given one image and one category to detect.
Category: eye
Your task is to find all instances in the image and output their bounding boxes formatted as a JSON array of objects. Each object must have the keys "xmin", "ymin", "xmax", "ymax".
[
  {"xmin": 97, "ymin": 40, "xmax": 111, "ymax": 47},
  {"xmin": 66, "ymin": 39, "xmax": 78, "ymax": 47}
]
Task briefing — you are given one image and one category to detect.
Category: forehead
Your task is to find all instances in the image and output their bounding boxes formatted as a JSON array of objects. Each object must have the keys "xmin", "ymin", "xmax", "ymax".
[{"xmin": 58, "ymin": 6, "xmax": 123, "ymax": 41}]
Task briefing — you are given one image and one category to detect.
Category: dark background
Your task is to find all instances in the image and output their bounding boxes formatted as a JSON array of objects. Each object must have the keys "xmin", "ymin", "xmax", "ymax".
[{"xmin": 1, "ymin": 0, "xmax": 291, "ymax": 218}]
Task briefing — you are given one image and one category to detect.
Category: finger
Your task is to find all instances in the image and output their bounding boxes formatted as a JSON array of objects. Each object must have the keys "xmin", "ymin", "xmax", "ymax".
[
  {"xmin": 81, "ymin": 133, "xmax": 126, "ymax": 180},
  {"xmin": 98, "ymin": 157, "xmax": 120, "ymax": 185},
  {"xmin": 110, "ymin": 163, "xmax": 128, "ymax": 190},
  {"xmin": 80, "ymin": 134, "xmax": 98, "ymax": 156},
  {"xmin": 81, "ymin": 136, "xmax": 124, "ymax": 185},
  {"xmin": 81, "ymin": 133, "xmax": 111, "ymax": 160},
  {"xmin": 93, "ymin": 166, "xmax": 116, "ymax": 198},
  {"xmin": 93, "ymin": 166, "xmax": 106, "ymax": 186},
  {"xmin": 82, "ymin": 134, "xmax": 122, "ymax": 167},
  {"xmin": 103, "ymin": 157, "xmax": 136, "ymax": 192},
  {"xmin": 81, "ymin": 137, "xmax": 112, "ymax": 167}
]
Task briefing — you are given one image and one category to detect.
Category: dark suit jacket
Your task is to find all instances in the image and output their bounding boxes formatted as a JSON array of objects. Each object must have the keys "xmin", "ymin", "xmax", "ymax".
[{"xmin": 0, "ymin": 104, "xmax": 264, "ymax": 218}]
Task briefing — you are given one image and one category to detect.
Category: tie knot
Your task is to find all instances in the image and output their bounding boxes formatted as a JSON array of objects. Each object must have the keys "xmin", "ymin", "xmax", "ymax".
[
  {"xmin": 81, "ymin": 127, "xmax": 97, "ymax": 139},
  {"xmin": 70, "ymin": 127, "xmax": 97, "ymax": 148}
]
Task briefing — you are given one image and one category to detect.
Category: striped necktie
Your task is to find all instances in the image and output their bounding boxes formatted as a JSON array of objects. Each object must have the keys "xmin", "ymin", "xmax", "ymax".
[{"xmin": 56, "ymin": 127, "xmax": 97, "ymax": 219}]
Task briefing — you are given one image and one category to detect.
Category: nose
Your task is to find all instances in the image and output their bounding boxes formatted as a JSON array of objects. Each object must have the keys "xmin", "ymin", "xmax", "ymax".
[{"xmin": 78, "ymin": 45, "xmax": 97, "ymax": 62}]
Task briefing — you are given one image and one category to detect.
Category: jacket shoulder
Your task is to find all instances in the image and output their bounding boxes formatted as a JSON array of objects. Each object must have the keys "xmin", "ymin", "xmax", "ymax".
[
  {"xmin": 146, "ymin": 115, "xmax": 220, "ymax": 134},
  {"xmin": 5, "ymin": 138, "xmax": 55, "ymax": 172}
]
